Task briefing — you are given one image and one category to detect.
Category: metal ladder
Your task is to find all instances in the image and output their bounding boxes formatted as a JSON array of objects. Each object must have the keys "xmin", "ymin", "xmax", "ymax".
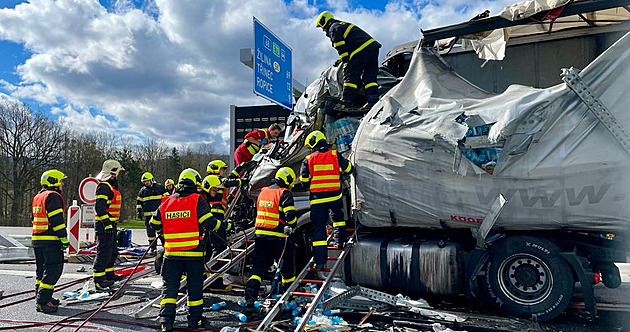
[
  {"xmin": 134, "ymin": 227, "xmax": 256, "ymax": 318},
  {"xmin": 258, "ymin": 233, "xmax": 355, "ymax": 331}
]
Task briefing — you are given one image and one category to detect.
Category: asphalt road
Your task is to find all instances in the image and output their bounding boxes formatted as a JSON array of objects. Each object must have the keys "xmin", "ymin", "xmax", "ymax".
[{"xmin": 0, "ymin": 227, "xmax": 628, "ymax": 331}]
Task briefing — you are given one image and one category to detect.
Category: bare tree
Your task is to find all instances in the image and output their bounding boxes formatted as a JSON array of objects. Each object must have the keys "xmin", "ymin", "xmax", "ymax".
[{"xmin": 0, "ymin": 101, "xmax": 68, "ymax": 225}]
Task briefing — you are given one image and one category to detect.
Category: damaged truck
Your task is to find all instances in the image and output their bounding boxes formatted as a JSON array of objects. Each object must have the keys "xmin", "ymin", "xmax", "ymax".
[{"xmin": 229, "ymin": 3, "xmax": 630, "ymax": 323}]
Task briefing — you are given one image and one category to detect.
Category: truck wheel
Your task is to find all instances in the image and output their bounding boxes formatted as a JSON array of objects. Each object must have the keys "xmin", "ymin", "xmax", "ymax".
[{"xmin": 481, "ymin": 236, "xmax": 574, "ymax": 321}]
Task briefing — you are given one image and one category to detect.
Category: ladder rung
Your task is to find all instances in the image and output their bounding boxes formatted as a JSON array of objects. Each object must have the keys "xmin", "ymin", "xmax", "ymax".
[
  {"xmin": 327, "ymin": 246, "xmax": 343, "ymax": 250},
  {"xmin": 204, "ymin": 270, "xmax": 218, "ymax": 274},
  {"xmin": 292, "ymin": 292, "xmax": 315, "ymax": 297},
  {"xmin": 231, "ymin": 248, "xmax": 246, "ymax": 252},
  {"xmin": 307, "ymin": 268, "xmax": 331, "ymax": 272},
  {"xmin": 244, "ymin": 239, "xmax": 255, "ymax": 243},
  {"xmin": 327, "ymin": 257, "xmax": 338, "ymax": 261},
  {"xmin": 216, "ymin": 258, "xmax": 232, "ymax": 262},
  {"xmin": 346, "ymin": 228, "xmax": 355, "ymax": 233},
  {"xmin": 300, "ymin": 279, "xmax": 323, "ymax": 285}
]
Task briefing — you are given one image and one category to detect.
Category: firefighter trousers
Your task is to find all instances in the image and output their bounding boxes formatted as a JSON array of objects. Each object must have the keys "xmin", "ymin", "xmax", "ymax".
[
  {"xmin": 245, "ymin": 237, "xmax": 295, "ymax": 301},
  {"xmin": 144, "ymin": 216, "xmax": 158, "ymax": 249},
  {"xmin": 93, "ymin": 223, "xmax": 118, "ymax": 283},
  {"xmin": 342, "ymin": 44, "xmax": 380, "ymax": 107},
  {"xmin": 160, "ymin": 258, "xmax": 205, "ymax": 325},
  {"xmin": 34, "ymin": 245, "xmax": 64, "ymax": 304},
  {"xmin": 310, "ymin": 198, "xmax": 346, "ymax": 266}
]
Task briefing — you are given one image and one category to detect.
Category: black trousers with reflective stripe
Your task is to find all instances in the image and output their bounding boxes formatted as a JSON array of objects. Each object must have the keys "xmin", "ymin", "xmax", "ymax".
[
  {"xmin": 34, "ymin": 245, "xmax": 64, "ymax": 304},
  {"xmin": 160, "ymin": 258, "xmax": 204, "ymax": 324},
  {"xmin": 342, "ymin": 44, "xmax": 380, "ymax": 106},
  {"xmin": 310, "ymin": 198, "xmax": 346, "ymax": 265},
  {"xmin": 144, "ymin": 216, "xmax": 157, "ymax": 249},
  {"xmin": 245, "ymin": 237, "xmax": 295, "ymax": 301},
  {"xmin": 93, "ymin": 223, "xmax": 118, "ymax": 282}
]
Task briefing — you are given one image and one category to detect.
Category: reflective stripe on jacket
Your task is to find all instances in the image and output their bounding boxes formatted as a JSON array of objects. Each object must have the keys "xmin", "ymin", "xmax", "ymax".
[
  {"xmin": 255, "ymin": 187, "xmax": 287, "ymax": 237},
  {"xmin": 100, "ymin": 182, "xmax": 122, "ymax": 222},
  {"xmin": 160, "ymin": 194, "xmax": 203, "ymax": 257},
  {"xmin": 307, "ymin": 150, "xmax": 341, "ymax": 193},
  {"xmin": 31, "ymin": 190, "xmax": 65, "ymax": 241}
]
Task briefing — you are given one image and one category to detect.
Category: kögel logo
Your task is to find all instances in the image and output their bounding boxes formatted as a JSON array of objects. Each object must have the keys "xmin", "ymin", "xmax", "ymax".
[{"xmin": 165, "ymin": 210, "xmax": 191, "ymax": 219}]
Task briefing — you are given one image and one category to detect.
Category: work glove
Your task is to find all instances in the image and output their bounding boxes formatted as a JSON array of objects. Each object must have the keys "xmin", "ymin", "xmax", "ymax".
[
  {"xmin": 104, "ymin": 223, "xmax": 114, "ymax": 236},
  {"xmin": 283, "ymin": 226, "xmax": 293, "ymax": 235},
  {"xmin": 239, "ymin": 178, "xmax": 249, "ymax": 187},
  {"xmin": 60, "ymin": 237, "xmax": 69, "ymax": 250}
]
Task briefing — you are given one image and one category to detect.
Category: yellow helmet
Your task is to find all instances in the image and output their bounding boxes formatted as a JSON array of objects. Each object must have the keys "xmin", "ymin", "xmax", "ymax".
[
  {"xmin": 41, "ymin": 169, "xmax": 67, "ymax": 188},
  {"xmin": 206, "ymin": 160, "xmax": 227, "ymax": 174},
  {"xmin": 141, "ymin": 172, "xmax": 154, "ymax": 182},
  {"xmin": 305, "ymin": 130, "xmax": 327, "ymax": 149},
  {"xmin": 201, "ymin": 175, "xmax": 224, "ymax": 193},
  {"xmin": 164, "ymin": 178, "xmax": 175, "ymax": 187},
  {"xmin": 178, "ymin": 168, "xmax": 202, "ymax": 187},
  {"xmin": 316, "ymin": 11, "xmax": 334, "ymax": 28},
  {"xmin": 275, "ymin": 167, "xmax": 296, "ymax": 187}
]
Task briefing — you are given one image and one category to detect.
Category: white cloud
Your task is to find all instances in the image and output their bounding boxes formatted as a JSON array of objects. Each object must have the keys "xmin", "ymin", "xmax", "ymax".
[{"xmin": 0, "ymin": 0, "xmax": 517, "ymax": 151}]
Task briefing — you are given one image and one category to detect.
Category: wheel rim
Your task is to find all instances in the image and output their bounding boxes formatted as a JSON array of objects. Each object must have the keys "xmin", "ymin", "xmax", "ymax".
[{"xmin": 497, "ymin": 253, "xmax": 553, "ymax": 305}]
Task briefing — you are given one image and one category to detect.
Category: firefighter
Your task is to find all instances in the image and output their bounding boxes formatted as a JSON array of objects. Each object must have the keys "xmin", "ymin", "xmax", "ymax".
[
  {"xmin": 150, "ymin": 168, "xmax": 223, "ymax": 331},
  {"xmin": 244, "ymin": 167, "xmax": 297, "ymax": 307},
  {"xmin": 200, "ymin": 175, "xmax": 232, "ymax": 292},
  {"xmin": 234, "ymin": 123, "xmax": 282, "ymax": 165},
  {"xmin": 164, "ymin": 178, "xmax": 175, "ymax": 195},
  {"xmin": 300, "ymin": 131, "xmax": 353, "ymax": 270},
  {"xmin": 316, "ymin": 11, "xmax": 381, "ymax": 111},
  {"xmin": 206, "ymin": 159, "xmax": 247, "ymax": 202},
  {"xmin": 136, "ymin": 172, "xmax": 168, "ymax": 254},
  {"xmin": 31, "ymin": 170, "xmax": 69, "ymax": 313},
  {"xmin": 93, "ymin": 159, "xmax": 125, "ymax": 289}
]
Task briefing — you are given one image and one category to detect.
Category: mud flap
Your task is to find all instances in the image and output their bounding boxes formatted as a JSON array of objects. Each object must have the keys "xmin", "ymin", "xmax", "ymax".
[{"xmin": 559, "ymin": 252, "xmax": 597, "ymax": 320}]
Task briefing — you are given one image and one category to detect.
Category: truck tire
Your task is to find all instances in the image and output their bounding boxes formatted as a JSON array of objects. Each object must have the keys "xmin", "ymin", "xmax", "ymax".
[{"xmin": 480, "ymin": 236, "xmax": 573, "ymax": 321}]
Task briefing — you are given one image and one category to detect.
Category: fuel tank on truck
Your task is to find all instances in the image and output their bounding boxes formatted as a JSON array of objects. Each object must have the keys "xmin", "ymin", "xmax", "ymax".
[
  {"xmin": 345, "ymin": 236, "xmax": 464, "ymax": 297},
  {"xmin": 351, "ymin": 31, "xmax": 630, "ymax": 233}
]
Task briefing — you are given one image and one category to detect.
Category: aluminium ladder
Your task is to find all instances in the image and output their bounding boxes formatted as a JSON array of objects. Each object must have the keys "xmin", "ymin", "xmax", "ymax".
[{"xmin": 258, "ymin": 231, "xmax": 355, "ymax": 331}]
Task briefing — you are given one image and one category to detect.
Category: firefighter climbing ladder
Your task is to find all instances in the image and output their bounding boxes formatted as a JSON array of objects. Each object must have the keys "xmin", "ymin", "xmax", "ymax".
[
  {"xmin": 258, "ymin": 232, "xmax": 355, "ymax": 332},
  {"xmin": 133, "ymin": 227, "xmax": 256, "ymax": 318}
]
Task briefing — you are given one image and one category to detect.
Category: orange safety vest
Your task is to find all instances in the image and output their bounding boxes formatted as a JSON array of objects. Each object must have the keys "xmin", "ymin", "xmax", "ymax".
[
  {"xmin": 100, "ymin": 182, "xmax": 122, "ymax": 222},
  {"xmin": 255, "ymin": 187, "xmax": 287, "ymax": 237},
  {"xmin": 306, "ymin": 150, "xmax": 341, "ymax": 192},
  {"xmin": 31, "ymin": 190, "xmax": 65, "ymax": 240},
  {"xmin": 160, "ymin": 194, "xmax": 203, "ymax": 256}
]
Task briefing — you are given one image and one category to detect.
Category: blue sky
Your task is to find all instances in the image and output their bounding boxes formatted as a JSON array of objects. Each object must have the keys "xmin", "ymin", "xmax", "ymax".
[{"xmin": 0, "ymin": 0, "xmax": 516, "ymax": 150}]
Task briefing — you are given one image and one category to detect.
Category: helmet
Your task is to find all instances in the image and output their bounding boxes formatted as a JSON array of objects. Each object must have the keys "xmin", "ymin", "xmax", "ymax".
[
  {"xmin": 275, "ymin": 167, "xmax": 296, "ymax": 187},
  {"xmin": 201, "ymin": 175, "xmax": 224, "ymax": 193},
  {"xmin": 178, "ymin": 168, "xmax": 202, "ymax": 187},
  {"xmin": 96, "ymin": 159, "xmax": 125, "ymax": 181},
  {"xmin": 206, "ymin": 160, "xmax": 228, "ymax": 174},
  {"xmin": 316, "ymin": 11, "xmax": 334, "ymax": 28},
  {"xmin": 164, "ymin": 178, "xmax": 175, "ymax": 187},
  {"xmin": 141, "ymin": 172, "xmax": 154, "ymax": 182},
  {"xmin": 305, "ymin": 130, "xmax": 326, "ymax": 149},
  {"xmin": 41, "ymin": 169, "xmax": 67, "ymax": 188}
]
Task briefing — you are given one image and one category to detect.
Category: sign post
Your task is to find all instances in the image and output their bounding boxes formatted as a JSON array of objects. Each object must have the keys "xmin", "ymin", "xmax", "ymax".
[
  {"xmin": 253, "ymin": 17, "xmax": 293, "ymax": 110},
  {"xmin": 78, "ymin": 177, "xmax": 98, "ymax": 244}
]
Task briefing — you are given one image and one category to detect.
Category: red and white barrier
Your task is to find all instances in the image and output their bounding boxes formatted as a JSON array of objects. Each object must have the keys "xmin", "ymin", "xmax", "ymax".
[{"xmin": 67, "ymin": 200, "xmax": 80, "ymax": 254}]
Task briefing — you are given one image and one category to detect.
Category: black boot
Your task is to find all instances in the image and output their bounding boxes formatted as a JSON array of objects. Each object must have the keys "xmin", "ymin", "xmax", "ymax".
[
  {"xmin": 36, "ymin": 300, "xmax": 59, "ymax": 313},
  {"xmin": 187, "ymin": 316, "xmax": 207, "ymax": 329},
  {"xmin": 159, "ymin": 321, "xmax": 173, "ymax": 332}
]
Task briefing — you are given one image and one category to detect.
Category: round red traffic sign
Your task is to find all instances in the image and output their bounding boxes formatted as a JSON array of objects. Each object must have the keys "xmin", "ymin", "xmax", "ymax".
[{"xmin": 79, "ymin": 177, "xmax": 99, "ymax": 204}]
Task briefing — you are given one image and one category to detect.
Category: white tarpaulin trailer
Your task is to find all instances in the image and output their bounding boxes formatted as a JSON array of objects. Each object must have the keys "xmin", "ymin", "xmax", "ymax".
[{"xmin": 352, "ymin": 31, "xmax": 630, "ymax": 232}]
